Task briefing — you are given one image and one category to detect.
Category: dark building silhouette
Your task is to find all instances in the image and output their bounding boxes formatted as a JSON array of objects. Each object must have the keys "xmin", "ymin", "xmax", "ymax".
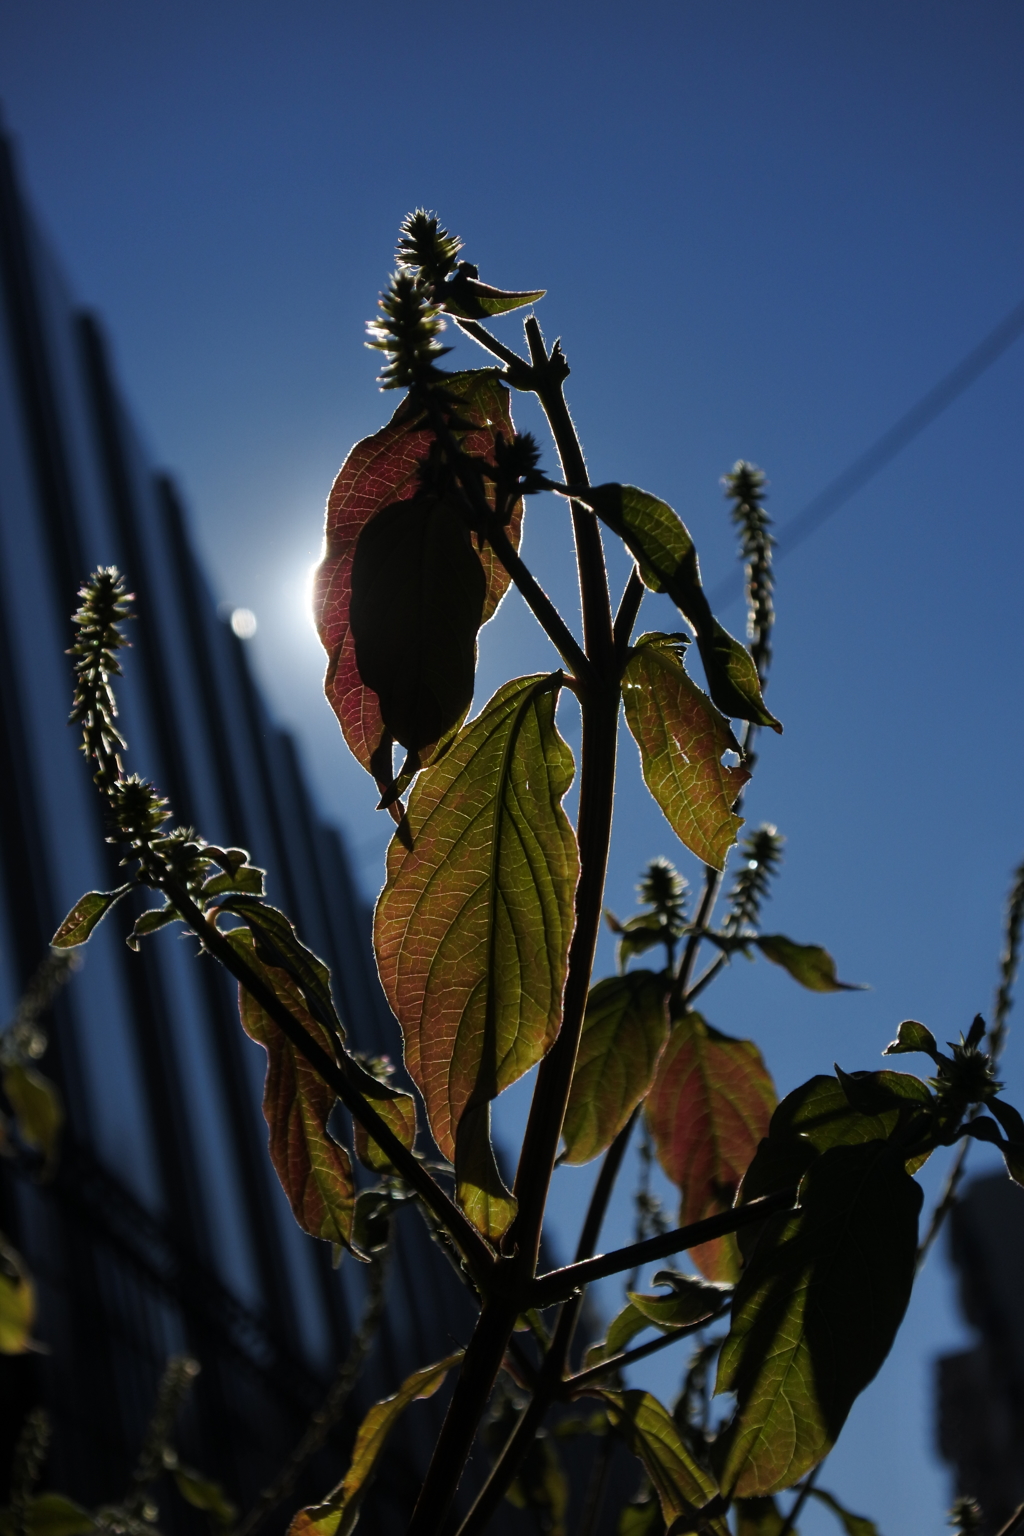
[
  {"xmin": 937, "ymin": 1174, "xmax": 1024, "ymax": 1533},
  {"xmin": 0, "ymin": 114, "xmax": 475, "ymax": 1529}
]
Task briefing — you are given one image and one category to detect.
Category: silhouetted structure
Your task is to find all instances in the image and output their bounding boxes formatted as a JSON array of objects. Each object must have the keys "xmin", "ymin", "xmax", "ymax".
[
  {"xmin": 936, "ymin": 1173, "xmax": 1024, "ymax": 1533},
  {"xmin": 0, "ymin": 113, "xmax": 474, "ymax": 1529}
]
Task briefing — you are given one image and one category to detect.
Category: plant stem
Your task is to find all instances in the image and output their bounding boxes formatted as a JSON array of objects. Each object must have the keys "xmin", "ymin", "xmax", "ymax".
[
  {"xmin": 685, "ymin": 952, "xmax": 728, "ymax": 1007},
  {"xmin": 529, "ymin": 1188, "xmax": 797, "ymax": 1308},
  {"xmin": 613, "ymin": 568, "xmax": 646, "ymax": 660},
  {"xmin": 454, "ymin": 317, "xmax": 529, "ymax": 373},
  {"xmin": 777, "ymin": 1467, "xmax": 819, "ymax": 1536},
  {"xmin": 916, "ymin": 1138, "xmax": 969, "ymax": 1272},
  {"xmin": 671, "ymin": 866, "xmax": 723, "ymax": 1014},
  {"xmin": 163, "ymin": 881, "xmax": 497, "ymax": 1285}
]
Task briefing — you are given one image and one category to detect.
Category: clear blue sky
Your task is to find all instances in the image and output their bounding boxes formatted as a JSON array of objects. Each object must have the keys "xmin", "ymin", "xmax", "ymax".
[{"xmin": 2, "ymin": 4, "xmax": 1023, "ymax": 1531}]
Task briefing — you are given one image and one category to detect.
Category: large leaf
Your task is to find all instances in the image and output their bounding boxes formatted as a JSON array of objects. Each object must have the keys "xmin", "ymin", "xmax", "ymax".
[
  {"xmin": 575, "ymin": 485, "xmax": 780, "ymax": 732},
  {"xmin": 645, "ymin": 1012, "xmax": 776, "ymax": 1281},
  {"xmin": 314, "ymin": 372, "xmax": 523, "ymax": 785},
  {"xmin": 51, "ymin": 885, "xmax": 129, "ymax": 947},
  {"xmin": 2, "ymin": 1063, "xmax": 63, "ymax": 1167},
  {"xmin": 349, "ymin": 491, "xmax": 486, "ymax": 759},
  {"xmin": 622, "ymin": 634, "xmax": 749, "ymax": 871},
  {"xmin": 374, "ymin": 674, "xmax": 578, "ymax": 1236},
  {"xmin": 289, "ymin": 1353, "xmax": 462, "ymax": 1536},
  {"xmin": 226, "ymin": 930, "xmax": 359, "ymax": 1253},
  {"xmin": 562, "ymin": 971, "xmax": 669, "ymax": 1165},
  {"xmin": 756, "ymin": 936, "xmax": 863, "ymax": 993},
  {"xmin": 715, "ymin": 1141, "xmax": 922, "ymax": 1496},
  {"xmin": 597, "ymin": 1392, "xmax": 726, "ymax": 1535},
  {"xmin": 0, "ymin": 1233, "xmax": 35, "ymax": 1354}
]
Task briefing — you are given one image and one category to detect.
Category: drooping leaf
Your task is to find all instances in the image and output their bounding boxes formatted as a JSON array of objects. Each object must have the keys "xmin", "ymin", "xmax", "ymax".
[
  {"xmin": 225, "ymin": 930, "xmax": 359, "ymax": 1253},
  {"xmin": 882, "ymin": 1020, "xmax": 939, "ymax": 1060},
  {"xmin": 313, "ymin": 372, "xmax": 524, "ymax": 785},
  {"xmin": 51, "ymin": 886, "xmax": 129, "ymax": 947},
  {"xmin": 453, "ymin": 1100, "xmax": 518, "ymax": 1239},
  {"xmin": 221, "ymin": 897, "xmax": 340, "ymax": 1032},
  {"xmin": 597, "ymin": 1392, "xmax": 725, "ymax": 1534},
  {"xmin": 645, "ymin": 1012, "xmax": 776, "ymax": 1281},
  {"xmin": 288, "ymin": 1352, "xmax": 462, "ymax": 1536},
  {"xmin": 574, "ymin": 485, "xmax": 780, "ymax": 731},
  {"xmin": 715, "ymin": 1140, "xmax": 922, "ymax": 1496},
  {"xmin": 734, "ymin": 1497, "xmax": 790, "ymax": 1536},
  {"xmin": 756, "ymin": 936, "xmax": 863, "ymax": 993},
  {"xmin": 2, "ymin": 1064, "xmax": 63, "ymax": 1167},
  {"xmin": 562, "ymin": 971, "xmax": 669, "ymax": 1165},
  {"xmin": 622, "ymin": 635, "xmax": 749, "ymax": 871},
  {"xmin": 349, "ymin": 491, "xmax": 486, "ymax": 758},
  {"xmin": 0, "ymin": 1233, "xmax": 35, "ymax": 1354},
  {"xmin": 0, "ymin": 1496, "xmax": 96, "ymax": 1536},
  {"xmin": 631, "ymin": 1272, "xmax": 732, "ymax": 1329},
  {"xmin": 173, "ymin": 1467, "xmax": 237, "ymax": 1527},
  {"xmin": 374, "ymin": 674, "xmax": 578, "ymax": 1235},
  {"xmin": 808, "ymin": 1487, "xmax": 880, "ymax": 1536}
]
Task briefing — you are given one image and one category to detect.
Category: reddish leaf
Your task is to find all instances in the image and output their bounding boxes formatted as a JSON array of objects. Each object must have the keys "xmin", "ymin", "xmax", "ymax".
[
  {"xmin": 313, "ymin": 371, "xmax": 523, "ymax": 786},
  {"xmin": 226, "ymin": 929, "xmax": 359, "ymax": 1253},
  {"xmin": 645, "ymin": 1012, "xmax": 776, "ymax": 1281},
  {"xmin": 623, "ymin": 633, "xmax": 749, "ymax": 871}
]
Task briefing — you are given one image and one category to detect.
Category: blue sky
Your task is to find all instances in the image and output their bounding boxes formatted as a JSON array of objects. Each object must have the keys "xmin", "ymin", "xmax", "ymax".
[{"xmin": 2, "ymin": 4, "xmax": 1023, "ymax": 1530}]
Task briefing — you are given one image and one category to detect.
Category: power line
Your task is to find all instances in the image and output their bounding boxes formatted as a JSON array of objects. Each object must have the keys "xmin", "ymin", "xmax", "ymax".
[{"xmin": 708, "ymin": 294, "xmax": 1024, "ymax": 610}]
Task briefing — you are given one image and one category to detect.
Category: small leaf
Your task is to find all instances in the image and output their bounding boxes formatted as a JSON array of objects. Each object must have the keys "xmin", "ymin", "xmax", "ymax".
[
  {"xmin": 288, "ymin": 1352, "xmax": 462, "ymax": 1536},
  {"xmin": 51, "ymin": 886, "xmax": 129, "ymax": 947},
  {"xmin": 126, "ymin": 904, "xmax": 179, "ymax": 950},
  {"xmin": 631, "ymin": 1272, "xmax": 732, "ymax": 1329},
  {"xmin": 0, "ymin": 1233, "xmax": 35, "ymax": 1354},
  {"xmin": 374, "ymin": 675, "xmax": 578, "ymax": 1235},
  {"xmin": 2, "ymin": 1064, "xmax": 63, "ymax": 1166},
  {"xmin": 756, "ymin": 936, "xmax": 863, "ymax": 993},
  {"xmin": 0, "ymin": 1496, "xmax": 97, "ymax": 1536},
  {"xmin": 808, "ymin": 1487, "xmax": 880, "ymax": 1536},
  {"xmin": 833, "ymin": 1066, "xmax": 933, "ymax": 1117},
  {"xmin": 882, "ymin": 1019, "xmax": 939, "ymax": 1059},
  {"xmin": 597, "ymin": 1392, "xmax": 725, "ymax": 1533},
  {"xmin": 201, "ymin": 865, "xmax": 266, "ymax": 899},
  {"xmin": 314, "ymin": 372, "xmax": 524, "ymax": 788},
  {"xmin": 583, "ymin": 1303, "xmax": 651, "ymax": 1369},
  {"xmin": 575, "ymin": 484, "xmax": 780, "ymax": 731},
  {"xmin": 226, "ymin": 930, "xmax": 358, "ymax": 1253},
  {"xmin": 173, "ymin": 1468, "xmax": 237, "ymax": 1527},
  {"xmin": 734, "ymin": 1497, "xmax": 789, "ymax": 1536},
  {"xmin": 562, "ymin": 972, "xmax": 669, "ymax": 1165},
  {"xmin": 623, "ymin": 634, "xmax": 749, "ymax": 871},
  {"xmin": 350, "ymin": 491, "xmax": 486, "ymax": 757},
  {"xmin": 645, "ymin": 1012, "xmax": 776, "ymax": 1281},
  {"xmin": 441, "ymin": 273, "xmax": 546, "ymax": 319},
  {"xmin": 715, "ymin": 1140, "xmax": 922, "ymax": 1496}
]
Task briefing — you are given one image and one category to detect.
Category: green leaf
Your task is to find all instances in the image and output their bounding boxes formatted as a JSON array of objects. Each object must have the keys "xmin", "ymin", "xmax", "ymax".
[
  {"xmin": 833, "ymin": 1066, "xmax": 933, "ymax": 1118},
  {"xmin": 562, "ymin": 972, "xmax": 669, "ymax": 1165},
  {"xmin": 645, "ymin": 1012, "xmax": 776, "ymax": 1281},
  {"xmin": 583, "ymin": 1302, "xmax": 651, "ymax": 1369},
  {"xmin": 0, "ymin": 1496, "xmax": 96, "ymax": 1536},
  {"xmin": 756, "ymin": 936, "xmax": 863, "ymax": 993},
  {"xmin": 734, "ymin": 1497, "xmax": 790, "ymax": 1536},
  {"xmin": 350, "ymin": 491, "xmax": 486, "ymax": 759},
  {"xmin": 882, "ymin": 1020, "xmax": 939, "ymax": 1060},
  {"xmin": 576, "ymin": 485, "xmax": 780, "ymax": 732},
  {"xmin": 715, "ymin": 1140, "xmax": 923, "ymax": 1496},
  {"xmin": 126, "ymin": 904, "xmax": 180, "ymax": 950},
  {"xmin": 226, "ymin": 930, "xmax": 359, "ymax": 1254},
  {"xmin": 314, "ymin": 372, "xmax": 523, "ymax": 783},
  {"xmin": 808, "ymin": 1487, "xmax": 880, "ymax": 1536},
  {"xmin": 201, "ymin": 865, "xmax": 266, "ymax": 899},
  {"xmin": 2, "ymin": 1064, "xmax": 63, "ymax": 1166},
  {"xmin": 441, "ymin": 273, "xmax": 546, "ymax": 319},
  {"xmin": 288, "ymin": 1352, "xmax": 462, "ymax": 1536},
  {"xmin": 51, "ymin": 886, "xmax": 129, "ymax": 947},
  {"xmin": 374, "ymin": 674, "xmax": 578, "ymax": 1237},
  {"xmin": 631, "ymin": 1272, "xmax": 732, "ymax": 1329},
  {"xmin": 597, "ymin": 1392, "xmax": 725, "ymax": 1534},
  {"xmin": 617, "ymin": 1496, "xmax": 663, "ymax": 1536},
  {"xmin": 173, "ymin": 1468, "xmax": 237, "ymax": 1527},
  {"xmin": 0, "ymin": 1233, "xmax": 35, "ymax": 1354},
  {"xmin": 622, "ymin": 634, "xmax": 749, "ymax": 871},
  {"xmin": 221, "ymin": 897, "xmax": 340, "ymax": 1035}
]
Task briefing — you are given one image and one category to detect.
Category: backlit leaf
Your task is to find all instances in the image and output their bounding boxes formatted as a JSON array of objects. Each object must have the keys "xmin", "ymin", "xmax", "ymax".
[
  {"xmin": 575, "ymin": 485, "xmax": 780, "ymax": 732},
  {"xmin": 808, "ymin": 1488, "xmax": 880, "ymax": 1536},
  {"xmin": 289, "ymin": 1352, "xmax": 462, "ymax": 1536},
  {"xmin": 583, "ymin": 1303, "xmax": 649, "ymax": 1369},
  {"xmin": 441, "ymin": 273, "xmax": 546, "ymax": 319},
  {"xmin": 222, "ymin": 897, "xmax": 339, "ymax": 1031},
  {"xmin": 715, "ymin": 1141, "xmax": 922, "ymax": 1496},
  {"xmin": 51, "ymin": 886, "xmax": 129, "ymax": 947},
  {"xmin": 562, "ymin": 971, "xmax": 669, "ymax": 1165},
  {"xmin": 631, "ymin": 1272, "xmax": 732, "ymax": 1329},
  {"xmin": 0, "ymin": 1496, "xmax": 96, "ymax": 1536},
  {"xmin": 882, "ymin": 1020, "xmax": 939, "ymax": 1060},
  {"xmin": 0, "ymin": 1233, "xmax": 35, "ymax": 1354},
  {"xmin": 756, "ymin": 936, "xmax": 863, "ymax": 993},
  {"xmin": 314, "ymin": 372, "xmax": 523, "ymax": 786},
  {"xmin": 645, "ymin": 1012, "xmax": 776, "ymax": 1281},
  {"xmin": 622, "ymin": 635, "xmax": 749, "ymax": 871},
  {"xmin": 374, "ymin": 674, "xmax": 578, "ymax": 1235},
  {"xmin": 173, "ymin": 1468, "xmax": 237, "ymax": 1527},
  {"xmin": 597, "ymin": 1392, "xmax": 725, "ymax": 1534},
  {"xmin": 349, "ymin": 491, "xmax": 486, "ymax": 757},
  {"xmin": 2, "ymin": 1064, "xmax": 63, "ymax": 1167},
  {"xmin": 226, "ymin": 930, "xmax": 358, "ymax": 1253}
]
